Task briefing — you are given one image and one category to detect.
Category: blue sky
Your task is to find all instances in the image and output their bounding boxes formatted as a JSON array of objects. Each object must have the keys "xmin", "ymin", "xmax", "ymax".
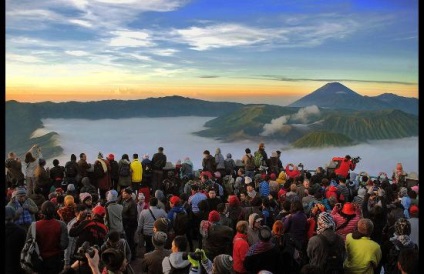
[{"xmin": 6, "ymin": 0, "xmax": 418, "ymax": 104}]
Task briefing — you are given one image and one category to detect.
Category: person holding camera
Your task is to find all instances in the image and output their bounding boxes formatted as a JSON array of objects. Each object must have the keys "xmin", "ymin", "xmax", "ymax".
[
  {"xmin": 24, "ymin": 144, "xmax": 43, "ymax": 196},
  {"xmin": 186, "ymin": 248, "xmax": 234, "ymax": 274},
  {"xmin": 333, "ymin": 155, "xmax": 358, "ymax": 179}
]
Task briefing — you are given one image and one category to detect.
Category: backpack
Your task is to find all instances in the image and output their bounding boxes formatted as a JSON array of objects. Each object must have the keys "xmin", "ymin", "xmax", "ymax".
[
  {"xmin": 222, "ymin": 175, "xmax": 234, "ymax": 197},
  {"xmin": 245, "ymin": 155, "xmax": 255, "ymax": 171},
  {"xmin": 119, "ymin": 162, "xmax": 131, "ymax": 177},
  {"xmin": 317, "ymin": 234, "xmax": 344, "ymax": 274},
  {"xmin": 20, "ymin": 222, "xmax": 43, "ymax": 273},
  {"xmin": 110, "ymin": 160, "xmax": 119, "ymax": 178},
  {"xmin": 173, "ymin": 210, "xmax": 189, "ymax": 236},
  {"xmin": 168, "ymin": 257, "xmax": 191, "ymax": 274},
  {"xmin": 153, "ymin": 157, "xmax": 166, "ymax": 169},
  {"xmin": 93, "ymin": 160, "xmax": 106, "ymax": 179},
  {"xmin": 65, "ymin": 162, "xmax": 78, "ymax": 177},
  {"xmin": 253, "ymin": 151, "xmax": 263, "ymax": 168}
]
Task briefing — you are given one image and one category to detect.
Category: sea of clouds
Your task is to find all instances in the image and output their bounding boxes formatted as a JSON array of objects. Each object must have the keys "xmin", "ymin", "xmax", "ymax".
[{"xmin": 33, "ymin": 117, "xmax": 419, "ymax": 178}]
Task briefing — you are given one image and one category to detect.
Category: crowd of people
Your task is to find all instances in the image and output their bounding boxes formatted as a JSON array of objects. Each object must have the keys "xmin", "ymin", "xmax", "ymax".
[{"xmin": 4, "ymin": 143, "xmax": 419, "ymax": 274}]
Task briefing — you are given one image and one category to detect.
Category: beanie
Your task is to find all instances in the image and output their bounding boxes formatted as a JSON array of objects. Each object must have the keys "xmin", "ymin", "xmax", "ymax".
[
  {"xmin": 170, "ymin": 195, "xmax": 180, "ymax": 205},
  {"xmin": 213, "ymin": 254, "xmax": 233, "ymax": 273},
  {"xmin": 107, "ymin": 154, "xmax": 114, "ymax": 161},
  {"xmin": 92, "ymin": 205, "xmax": 106, "ymax": 217},
  {"xmin": 79, "ymin": 192, "xmax": 92, "ymax": 203},
  {"xmin": 64, "ymin": 195, "xmax": 75, "ymax": 206},
  {"xmin": 208, "ymin": 210, "xmax": 220, "ymax": 223},
  {"xmin": 106, "ymin": 190, "xmax": 118, "ymax": 202},
  {"xmin": 67, "ymin": 184, "xmax": 76, "ymax": 192},
  {"xmin": 153, "ymin": 218, "xmax": 169, "ymax": 232},
  {"xmin": 228, "ymin": 195, "xmax": 240, "ymax": 206},
  {"xmin": 395, "ymin": 218, "xmax": 411, "ymax": 236},
  {"xmin": 258, "ymin": 226, "xmax": 272, "ymax": 242},
  {"xmin": 15, "ymin": 188, "xmax": 27, "ymax": 197},
  {"xmin": 152, "ymin": 231, "xmax": 168, "ymax": 247}
]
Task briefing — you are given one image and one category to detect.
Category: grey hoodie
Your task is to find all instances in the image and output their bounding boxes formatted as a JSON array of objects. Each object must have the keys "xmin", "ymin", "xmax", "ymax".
[{"xmin": 162, "ymin": 252, "xmax": 191, "ymax": 274}]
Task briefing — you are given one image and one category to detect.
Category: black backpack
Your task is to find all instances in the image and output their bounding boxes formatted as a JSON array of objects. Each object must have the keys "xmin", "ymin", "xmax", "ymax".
[
  {"xmin": 317, "ymin": 234, "xmax": 344, "ymax": 274},
  {"xmin": 65, "ymin": 162, "xmax": 78, "ymax": 178},
  {"xmin": 168, "ymin": 257, "xmax": 190, "ymax": 274},
  {"xmin": 119, "ymin": 162, "xmax": 131, "ymax": 177},
  {"xmin": 173, "ymin": 211, "xmax": 189, "ymax": 236},
  {"xmin": 93, "ymin": 161, "xmax": 106, "ymax": 179}
]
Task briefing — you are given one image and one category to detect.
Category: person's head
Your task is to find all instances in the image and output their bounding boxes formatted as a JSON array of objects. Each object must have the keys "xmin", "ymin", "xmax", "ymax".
[
  {"xmin": 122, "ymin": 154, "xmax": 129, "ymax": 161},
  {"xmin": 259, "ymin": 142, "xmax": 265, "ymax": 150},
  {"xmin": 153, "ymin": 218, "xmax": 169, "ymax": 233},
  {"xmin": 97, "ymin": 152, "xmax": 103, "ymax": 159},
  {"xmin": 227, "ymin": 195, "xmax": 240, "ymax": 207},
  {"xmin": 80, "ymin": 153, "xmax": 86, "ymax": 160},
  {"xmin": 236, "ymin": 220, "xmax": 249, "ymax": 235},
  {"xmin": 41, "ymin": 201, "xmax": 57, "ymax": 220},
  {"xmin": 152, "ymin": 231, "xmax": 168, "ymax": 248},
  {"xmin": 290, "ymin": 200, "xmax": 304, "ymax": 213},
  {"xmin": 239, "ymin": 191, "xmax": 247, "ymax": 201},
  {"xmin": 394, "ymin": 218, "xmax": 411, "ymax": 236},
  {"xmin": 122, "ymin": 187, "xmax": 133, "ymax": 199},
  {"xmin": 24, "ymin": 151, "xmax": 36, "ymax": 163},
  {"xmin": 208, "ymin": 188, "xmax": 217, "ymax": 199},
  {"xmin": 80, "ymin": 192, "xmax": 93, "ymax": 206},
  {"xmin": 149, "ymin": 197, "xmax": 159, "ymax": 207},
  {"xmin": 92, "ymin": 205, "xmax": 106, "ymax": 219},
  {"xmin": 208, "ymin": 210, "xmax": 220, "ymax": 223},
  {"xmin": 258, "ymin": 225, "xmax": 272, "ymax": 242},
  {"xmin": 317, "ymin": 212, "xmax": 336, "ymax": 234},
  {"xmin": 249, "ymin": 213, "xmax": 263, "ymax": 229},
  {"xmin": 101, "ymin": 248, "xmax": 127, "ymax": 272},
  {"xmin": 357, "ymin": 218, "xmax": 374, "ymax": 237},
  {"xmin": 169, "ymin": 195, "xmax": 180, "ymax": 207},
  {"xmin": 245, "ymin": 148, "xmax": 251, "ymax": 154},
  {"xmin": 158, "ymin": 147, "xmax": 164, "ymax": 152},
  {"xmin": 203, "ymin": 150, "xmax": 210, "ymax": 156},
  {"xmin": 71, "ymin": 154, "xmax": 77, "ymax": 161},
  {"xmin": 397, "ymin": 248, "xmax": 419, "ymax": 274},
  {"xmin": 133, "ymin": 153, "xmax": 138, "ymax": 160},
  {"xmin": 272, "ymin": 220, "xmax": 284, "ymax": 236},
  {"xmin": 212, "ymin": 254, "xmax": 233, "ymax": 274},
  {"xmin": 53, "ymin": 159, "xmax": 59, "ymax": 167},
  {"xmin": 15, "ymin": 188, "xmax": 27, "ymax": 203},
  {"xmin": 106, "ymin": 190, "xmax": 118, "ymax": 203},
  {"xmin": 172, "ymin": 235, "xmax": 188, "ymax": 253},
  {"xmin": 107, "ymin": 230, "xmax": 121, "ymax": 244}
]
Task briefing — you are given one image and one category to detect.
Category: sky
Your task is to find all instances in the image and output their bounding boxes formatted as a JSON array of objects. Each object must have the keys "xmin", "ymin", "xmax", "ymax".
[{"xmin": 5, "ymin": 0, "xmax": 418, "ymax": 105}]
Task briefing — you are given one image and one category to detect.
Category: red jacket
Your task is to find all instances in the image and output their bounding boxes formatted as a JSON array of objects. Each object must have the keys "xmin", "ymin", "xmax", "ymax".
[
  {"xmin": 333, "ymin": 157, "xmax": 356, "ymax": 178},
  {"xmin": 233, "ymin": 232, "xmax": 249, "ymax": 273}
]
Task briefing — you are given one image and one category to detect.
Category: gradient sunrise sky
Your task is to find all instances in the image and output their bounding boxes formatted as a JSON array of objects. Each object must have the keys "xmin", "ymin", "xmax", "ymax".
[{"xmin": 6, "ymin": 0, "xmax": 418, "ymax": 105}]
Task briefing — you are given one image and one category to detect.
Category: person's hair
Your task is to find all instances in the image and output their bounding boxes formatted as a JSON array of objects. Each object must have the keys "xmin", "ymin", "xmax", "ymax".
[
  {"xmin": 102, "ymin": 248, "xmax": 125, "ymax": 272},
  {"xmin": 133, "ymin": 153, "xmax": 138, "ymax": 159},
  {"xmin": 203, "ymin": 150, "xmax": 210, "ymax": 155},
  {"xmin": 245, "ymin": 148, "xmax": 251, "ymax": 154},
  {"xmin": 149, "ymin": 197, "xmax": 158, "ymax": 206},
  {"xmin": 57, "ymin": 195, "xmax": 65, "ymax": 204},
  {"xmin": 108, "ymin": 230, "xmax": 121, "ymax": 243},
  {"xmin": 70, "ymin": 154, "xmax": 77, "ymax": 161},
  {"xmin": 41, "ymin": 201, "xmax": 57, "ymax": 220},
  {"xmin": 236, "ymin": 220, "xmax": 249, "ymax": 234},
  {"xmin": 173, "ymin": 235, "xmax": 188, "ymax": 252},
  {"xmin": 24, "ymin": 152, "xmax": 36, "ymax": 164},
  {"xmin": 272, "ymin": 220, "xmax": 284, "ymax": 236},
  {"xmin": 79, "ymin": 153, "xmax": 85, "ymax": 159},
  {"xmin": 397, "ymin": 248, "xmax": 419, "ymax": 274},
  {"xmin": 122, "ymin": 154, "xmax": 129, "ymax": 160},
  {"xmin": 217, "ymin": 203, "xmax": 226, "ymax": 213},
  {"xmin": 300, "ymin": 264, "xmax": 322, "ymax": 274},
  {"xmin": 53, "ymin": 159, "xmax": 59, "ymax": 166},
  {"xmin": 357, "ymin": 218, "xmax": 374, "ymax": 236},
  {"xmin": 282, "ymin": 200, "xmax": 291, "ymax": 211},
  {"xmin": 191, "ymin": 184, "xmax": 199, "ymax": 191},
  {"xmin": 158, "ymin": 147, "xmax": 164, "ymax": 152},
  {"xmin": 290, "ymin": 200, "xmax": 304, "ymax": 213}
]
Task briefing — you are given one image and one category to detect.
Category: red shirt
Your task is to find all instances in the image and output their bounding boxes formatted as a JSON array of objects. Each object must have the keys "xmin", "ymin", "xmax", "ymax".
[{"xmin": 36, "ymin": 219, "xmax": 64, "ymax": 259}]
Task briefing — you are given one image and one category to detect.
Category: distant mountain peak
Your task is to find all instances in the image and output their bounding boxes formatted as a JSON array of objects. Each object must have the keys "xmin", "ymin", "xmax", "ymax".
[{"xmin": 313, "ymin": 82, "xmax": 360, "ymax": 97}]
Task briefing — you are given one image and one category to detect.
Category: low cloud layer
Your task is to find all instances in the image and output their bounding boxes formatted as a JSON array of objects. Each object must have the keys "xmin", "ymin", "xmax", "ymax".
[{"xmin": 36, "ymin": 117, "xmax": 419, "ymax": 177}]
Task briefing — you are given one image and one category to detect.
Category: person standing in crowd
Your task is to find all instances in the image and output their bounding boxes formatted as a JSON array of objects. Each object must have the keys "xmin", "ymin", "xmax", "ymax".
[
  {"xmin": 180, "ymin": 156, "xmax": 194, "ymax": 180},
  {"xmin": 151, "ymin": 147, "xmax": 167, "ymax": 194},
  {"xmin": 137, "ymin": 197, "xmax": 168, "ymax": 255},
  {"xmin": 244, "ymin": 225, "xmax": 282, "ymax": 274},
  {"xmin": 64, "ymin": 154, "xmax": 80, "ymax": 188},
  {"xmin": 27, "ymin": 201, "xmax": 69, "ymax": 274},
  {"xmin": 334, "ymin": 155, "xmax": 357, "ymax": 179},
  {"xmin": 63, "ymin": 203, "xmax": 86, "ymax": 270},
  {"xmin": 141, "ymin": 154, "xmax": 153, "ymax": 191},
  {"xmin": 214, "ymin": 148, "xmax": 226, "ymax": 177},
  {"xmin": 188, "ymin": 184, "xmax": 208, "ymax": 245},
  {"xmin": 130, "ymin": 153, "xmax": 143, "ymax": 196},
  {"xmin": 307, "ymin": 212, "xmax": 346, "ymax": 271},
  {"xmin": 5, "ymin": 151, "xmax": 25, "ymax": 188},
  {"xmin": 344, "ymin": 218, "xmax": 382, "ymax": 274},
  {"xmin": 101, "ymin": 230, "xmax": 132, "ymax": 264},
  {"xmin": 397, "ymin": 248, "xmax": 419, "ymax": 274},
  {"xmin": 24, "ymin": 144, "xmax": 42, "ymax": 196},
  {"xmin": 107, "ymin": 154, "xmax": 119, "ymax": 190},
  {"xmin": 7, "ymin": 187, "xmax": 38, "ymax": 232},
  {"xmin": 50, "ymin": 159, "xmax": 65, "ymax": 189},
  {"xmin": 34, "ymin": 158, "xmax": 51, "ymax": 199},
  {"xmin": 118, "ymin": 154, "xmax": 132, "ymax": 192},
  {"xmin": 69, "ymin": 204, "xmax": 109, "ymax": 257},
  {"xmin": 5, "ymin": 206, "xmax": 27, "ymax": 274},
  {"xmin": 141, "ymin": 231, "xmax": 171, "ymax": 274},
  {"xmin": 94, "ymin": 152, "xmax": 111, "ymax": 200},
  {"xmin": 120, "ymin": 187, "xmax": 138, "ymax": 260},
  {"xmin": 105, "ymin": 189, "xmax": 125, "ymax": 236},
  {"xmin": 57, "ymin": 195, "xmax": 77, "ymax": 224},
  {"xmin": 233, "ymin": 220, "xmax": 249, "ymax": 274},
  {"xmin": 202, "ymin": 150, "xmax": 216, "ymax": 174},
  {"xmin": 242, "ymin": 148, "xmax": 255, "ymax": 179},
  {"xmin": 331, "ymin": 202, "xmax": 361, "ymax": 241},
  {"xmin": 77, "ymin": 152, "xmax": 92, "ymax": 182},
  {"xmin": 161, "ymin": 235, "xmax": 191, "ymax": 274},
  {"xmin": 254, "ymin": 142, "xmax": 268, "ymax": 169}
]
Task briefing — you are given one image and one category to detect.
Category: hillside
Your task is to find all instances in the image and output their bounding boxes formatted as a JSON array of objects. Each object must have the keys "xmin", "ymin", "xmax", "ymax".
[{"xmin": 291, "ymin": 131, "xmax": 355, "ymax": 148}]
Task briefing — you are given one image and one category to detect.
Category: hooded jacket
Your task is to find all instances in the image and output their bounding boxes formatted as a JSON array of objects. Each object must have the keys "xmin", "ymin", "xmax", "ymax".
[{"xmin": 162, "ymin": 252, "xmax": 191, "ymax": 274}]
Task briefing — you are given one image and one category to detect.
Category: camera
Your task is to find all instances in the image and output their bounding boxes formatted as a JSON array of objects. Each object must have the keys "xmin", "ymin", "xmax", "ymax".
[
  {"xmin": 74, "ymin": 241, "xmax": 99, "ymax": 261},
  {"xmin": 352, "ymin": 156, "xmax": 361, "ymax": 164},
  {"xmin": 182, "ymin": 250, "xmax": 203, "ymax": 261}
]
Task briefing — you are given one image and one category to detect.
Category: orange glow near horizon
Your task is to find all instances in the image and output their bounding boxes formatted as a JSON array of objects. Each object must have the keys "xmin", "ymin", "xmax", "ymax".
[{"xmin": 5, "ymin": 81, "xmax": 418, "ymax": 103}]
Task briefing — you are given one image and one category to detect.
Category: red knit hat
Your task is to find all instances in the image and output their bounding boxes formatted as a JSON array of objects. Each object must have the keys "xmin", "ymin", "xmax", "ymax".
[
  {"xmin": 107, "ymin": 154, "xmax": 114, "ymax": 160},
  {"xmin": 409, "ymin": 205, "xmax": 419, "ymax": 215},
  {"xmin": 208, "ymin": 210, "xmax": 220, "ymax": 223},
  {"xmin": 169, "ymin": 195, "xmax": 180, "ymax": 205},
  {"xmin": 228, "ymin": 195, "xmax": 240, "ymax": 206},
  {"xmin": 92, "ymin": 205, "xmax": 106, "ymax": 217}
]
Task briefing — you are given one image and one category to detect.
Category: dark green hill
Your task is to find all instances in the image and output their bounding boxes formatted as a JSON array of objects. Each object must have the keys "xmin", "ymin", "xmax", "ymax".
[{"xmin": 291, "ymin": 131, "xmax": 355, "ymax": 148}]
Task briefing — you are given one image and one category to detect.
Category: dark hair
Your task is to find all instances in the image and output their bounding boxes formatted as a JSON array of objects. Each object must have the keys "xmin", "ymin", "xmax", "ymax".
[
  {"xmin": 24, "ymin": 152, "xmax": 36, "ymax": 164},
  {"xmin": 149, "ymin": 197, "xmax": 158, "ymax": 206},
  {"xmin": 71, "ymin": 154, "xmax": 77, "ymax": 161},
  {"xmin": 203, "ymin": 150, "xmax": 210, "ymax": 155},
  {"xmin": 122, "ymin": 154, "xmax": 129, "ymax": 160},
  {"xmin": 158, "ymin": 147, "xmax": 164, "ymax": 152},
  {"xmin": 290, "ymin": 200, "xmax": 304, "ymax": 213},
  {"xmin": 102, "ymin": 248, "xmax": 125, "ymax": 272},
  {"xmin": 217, "ymin": 203, "xmax": 226, "ymax": 213},
  {"xmin": 108, "ymin": 230, "xmax": 121, "ymax": 243},
  {"xmin": 79, "ymin": 153, "xmax": 85, "ymax": 159},
  {"xmin": 398, "ymin": 248, "xmax": 419, "ymax": 274},
  {"xmin": 173, "ymin": 235, "xmax": 188, "ymax": 252},
  {"xmin": 133, "ymin": 154, "xmax": 138, "ymax": 159},
  {"xmin": 41, "ymin": 201, "xmax": 56, "ymax": 219},
  {"xmin": 53, "ymin": 159, "xmax": 59, "ymax": 166},
  {"xmin": 245, "ymin": 148, "xmax": 251, "ymax": 154},
  {"xmin": 191, "ymin": 184, "xmax": 199, "ymax": 191}
]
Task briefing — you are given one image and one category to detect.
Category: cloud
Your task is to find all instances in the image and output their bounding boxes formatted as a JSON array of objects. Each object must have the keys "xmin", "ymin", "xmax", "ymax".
[
  {"xmin": 261, "ymin": 105, "xmax": 320, "ymax": 136},
  {"xmin": 6, "ymin": 53, "xmax": 43, "ymax": 63},
  {"xmin": 65, "ymin": 50, "xmax": 90, "ymax": 57},
  {"xmin": 108, "ymin": 30, "xmax": 155, "ymax": 47}
]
